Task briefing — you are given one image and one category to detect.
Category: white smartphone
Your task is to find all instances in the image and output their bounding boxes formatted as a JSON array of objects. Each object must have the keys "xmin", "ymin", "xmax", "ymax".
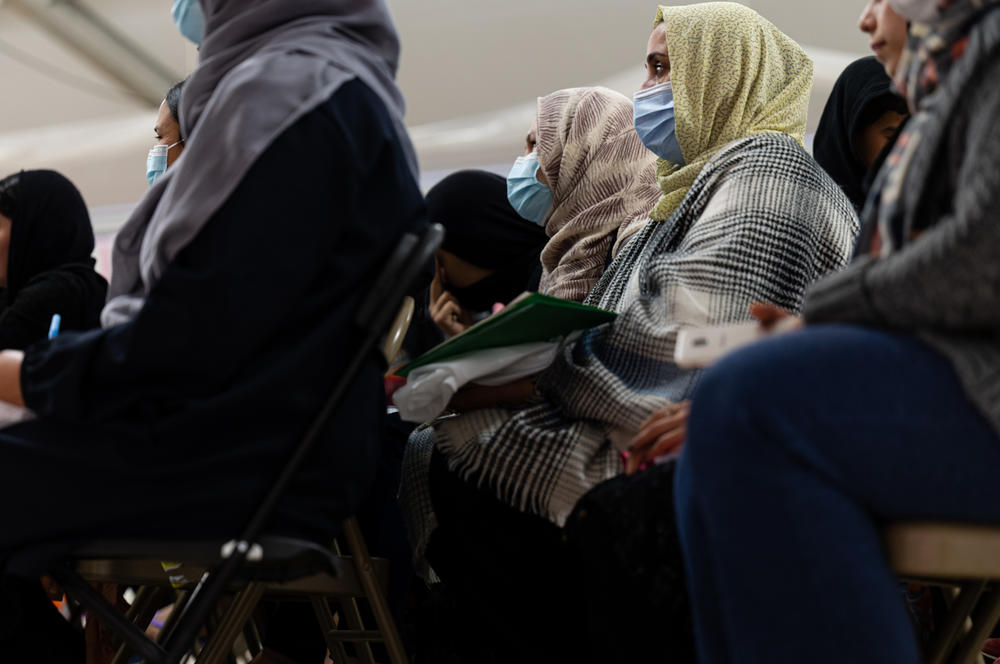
[{"xmin": 674, "ymin": 322, "xmax": 762, "ymax": 369}]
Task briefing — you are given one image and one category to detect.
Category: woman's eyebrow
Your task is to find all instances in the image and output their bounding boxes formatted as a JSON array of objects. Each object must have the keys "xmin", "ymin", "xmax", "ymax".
[{"xmin": 646, "ymin": 52, "xmax": 667, "ymax": 64}]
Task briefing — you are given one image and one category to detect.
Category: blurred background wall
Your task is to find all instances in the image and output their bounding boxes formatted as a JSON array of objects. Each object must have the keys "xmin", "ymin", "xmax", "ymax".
[{"xmin": 0, "ymin": 0, "xmax": 873, "ymax": 258}]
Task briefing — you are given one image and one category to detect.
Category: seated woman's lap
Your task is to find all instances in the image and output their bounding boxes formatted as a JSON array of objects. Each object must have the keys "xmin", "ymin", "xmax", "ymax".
[
  {"xmin": 426, "ymin": 449, "xmax": 588, "ymax": 664},
  {"xmin": 677, "ymin": 324, "xmax": 1000, "ymax": 662},
  {"xmin": 683, "ymin": 323, "xmax": 1000, "ymax": 524}
]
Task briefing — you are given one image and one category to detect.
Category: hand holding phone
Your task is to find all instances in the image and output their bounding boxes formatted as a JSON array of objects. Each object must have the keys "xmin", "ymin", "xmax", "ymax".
[
  {"xmin": 674, "ymin": 322, "xmax": 762, "ymax": 369},
  {"xmin": 673, "ymin": 314, "xmax": 801, "ymax": 369}
]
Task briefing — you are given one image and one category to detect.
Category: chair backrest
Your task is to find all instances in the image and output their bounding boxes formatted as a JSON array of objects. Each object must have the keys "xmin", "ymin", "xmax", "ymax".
[
  {"xmin": 357, "ymin": 227, "xmax": 439, "ymax": 339},
  {"xmin": 247, "ymin": 222, "xmax": 443, "ymax": 540},
  {"xmin": 160, "ymin": 222, "xmax": 444, "ymax": 659},
  {"xmin": 382, "ymin": 296, "xmax": 415, "ymax": 365}
]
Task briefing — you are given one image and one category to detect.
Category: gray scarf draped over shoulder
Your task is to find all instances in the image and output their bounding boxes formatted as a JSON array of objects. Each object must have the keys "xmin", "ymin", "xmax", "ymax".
[{"xmin": 102, "ymin": 0, "xmax": 417, "ymax": 326}]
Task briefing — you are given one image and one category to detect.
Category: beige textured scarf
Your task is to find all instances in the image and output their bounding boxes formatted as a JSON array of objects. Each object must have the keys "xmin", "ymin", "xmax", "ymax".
[{"xmin": 535, "ymin": 87, "xmax": 660, "ymax": 302}]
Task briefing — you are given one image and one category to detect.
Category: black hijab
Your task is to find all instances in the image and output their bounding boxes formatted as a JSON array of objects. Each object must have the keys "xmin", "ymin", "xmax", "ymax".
[
  {"xmin": 0, "ymin": 170, "xmax": 97, "ymax": 300},
  {"xmin": 426, "ymin": 170, "xmax": 548, "ymax": 310},
  {"xmin": 814, "ymin": 57, "xmax": 909, "ymax": 212}
]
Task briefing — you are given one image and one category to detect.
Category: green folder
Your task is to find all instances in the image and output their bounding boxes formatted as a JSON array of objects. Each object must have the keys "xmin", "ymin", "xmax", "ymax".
[{"xmin": 394, "ymin": 292, "xmax": 617, "ymax": 377}]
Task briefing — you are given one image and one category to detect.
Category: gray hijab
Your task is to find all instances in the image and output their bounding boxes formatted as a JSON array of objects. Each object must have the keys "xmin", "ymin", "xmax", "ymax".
[{"xmin": 102, "ymin": 0, "xmax": 417, "ymax": 326}]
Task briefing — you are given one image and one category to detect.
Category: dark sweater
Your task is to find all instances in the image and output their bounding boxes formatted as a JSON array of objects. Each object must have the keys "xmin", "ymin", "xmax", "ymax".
[
  {"xmin": 13, "ymin": 79, "xmax": 426, "ymax": 543},
  {"xmin": 0, "ymin": 265, "xmax": 106, "ymax": 351},
  {"xmin": 803, "ymin": 11, "xmax": 1000, "ymax": 435}
]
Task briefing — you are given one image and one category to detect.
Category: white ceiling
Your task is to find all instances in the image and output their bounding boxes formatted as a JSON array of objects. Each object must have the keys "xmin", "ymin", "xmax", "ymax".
[{"xmin": 0, "ymin": 0, "xmax": 872, "ymax": 214}]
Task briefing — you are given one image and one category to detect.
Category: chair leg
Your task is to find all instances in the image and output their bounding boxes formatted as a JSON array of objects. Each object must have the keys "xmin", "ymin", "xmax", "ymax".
[
  {"xmin": 951, "ymin": 585, "xmax": 1000, "ymax": 664},
  {"xmin": 336, "ymin": 594, "xmax": 377, "ymax": 664},
  {"xmin": 112, "ymin": 586, "xmax": 173, "ymax": 664},
  {"xmin": 342, "ymin": 517, "xmax": 409, "ymax": 664},
  {"xmin": 242, "ymin": 616, "xmax": 263, "ymax": 659},
  {"xmin": 51, "ymin": 565, "xmax": 169, "ymax": 664},
  {"xmin": 329, "ymin": 530, "xmax": 376, "ymax": 664},
  {"xmin": 312, "ymin": 597, "xmax": 351, "ymax": 664},
  {"xmin": 197, "ymin": 583, "xmax": 265, "ymax": 664},
  {"xmin": 927, "ymin": 581, "xmax": 987, "ymax": 664}
]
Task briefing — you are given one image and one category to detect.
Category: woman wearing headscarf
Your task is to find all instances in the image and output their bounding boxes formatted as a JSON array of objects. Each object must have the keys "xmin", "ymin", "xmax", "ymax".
[
  {"xmin": 505, "ymin": 86, "xmax": 661, "ymax": 302},
  {"xmin": 0, "ymin": 171, "xmax": 106, "ymax": 349},
  {"xmin": 410, "ymin": 4, "xmax": 858, "ymax": 662},
  {"xmin": 146, "ymin": 78, "xmax": 187, "ymax": 187},
  {"xmin": 425, "ymin": 170, "xmax": 547, "ymax": 338},
  {"xmin": 814, "ymin": 56, "xmax": 909, "ymax": 212},
  {"xmin": 0, "ymin": 1, "xmax": 424, "ymax": 660},
  {"xmin": 400, "ymin": 90, "xmax": 657, "ymax": 589},
  {"xmin": 675, "ymin": 0, "xmax": 1000, "ymax": 661}
]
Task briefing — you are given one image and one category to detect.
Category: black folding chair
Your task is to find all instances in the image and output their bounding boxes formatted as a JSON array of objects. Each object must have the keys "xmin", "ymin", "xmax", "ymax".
[{"xmin": 33, "ymin": 222, "xmax": 443, "ymax": 664}]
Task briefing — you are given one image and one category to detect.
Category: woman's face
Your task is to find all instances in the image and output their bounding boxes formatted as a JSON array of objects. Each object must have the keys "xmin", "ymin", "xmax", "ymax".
[
  {"xmin": 859, "ymin": 0, "xmax": 909, "ymax": 76},
  {"xmin": 0, "ymin": 213, "xmax": 11, "ymax": 288},
  {"xmin": 640, "ymin": 23, "xmax": 671, "ymax": 91},
  {"xmin": 154, "ymin": 100, "xmax": 185, "ymax": 168},
  {"xmin": 855, "ymin": 109, "xmax": 908, "ymax": 168}
]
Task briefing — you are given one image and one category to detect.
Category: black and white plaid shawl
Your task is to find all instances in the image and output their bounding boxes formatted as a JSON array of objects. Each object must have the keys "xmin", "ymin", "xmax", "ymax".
[{"xmin": 433, "ymin": 133, "xmax": 859, "ymax": 525}]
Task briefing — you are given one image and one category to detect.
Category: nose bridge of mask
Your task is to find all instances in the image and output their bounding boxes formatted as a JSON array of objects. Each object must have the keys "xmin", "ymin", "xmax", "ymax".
[
  {"xmin": 513, "ymin": 153, "xmax": 541, "ymax": 179},
  {"xmin": 634, "ymin": 81, "xmax": 674, "ymax": 104}
]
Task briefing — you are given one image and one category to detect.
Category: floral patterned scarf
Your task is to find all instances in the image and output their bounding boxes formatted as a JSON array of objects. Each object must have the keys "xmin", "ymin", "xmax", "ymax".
[
  {"xmin": 895, "ymin": 0, "xmax": 1000, "ymax": 107},
  {"xmin": 868, "ymin": 0, "xmax": 1000, "ymax": 254}
]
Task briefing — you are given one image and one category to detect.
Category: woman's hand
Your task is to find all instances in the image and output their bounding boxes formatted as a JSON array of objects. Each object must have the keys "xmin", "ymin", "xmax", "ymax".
[
  {"xmin": 0, "ymin": 350, "xmax": 24, "ymax": 407},
  {"xmin": 447, "ymin": 377, "xmax": 538, "ymax": 413},
  {"xmin": 625, "ymin": 401, "xmax": 690, "ymax": 474},
  {"xmin": 429, "ymin": 263, "xmax": 472, "ymax": 337},
  {"xmin": 750, "ymin": 302, "xmax": 803, "ymax": 333}
]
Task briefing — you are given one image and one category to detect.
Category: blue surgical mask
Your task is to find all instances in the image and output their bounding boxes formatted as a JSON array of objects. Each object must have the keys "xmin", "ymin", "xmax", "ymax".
[
  {"xmin": 633, "ymin": 82, "xmax": 685, "ymax": 166},
  {"xmin": 506, "ymin": 152, "xmax": 553, "ymax": 226},
  {"xmin": 171, "ymin": 0, "xmax": 205, "ymax": 46},
  {"xmin": 146, "ymin": 141, "xmax": 182, "ymax": 187}
]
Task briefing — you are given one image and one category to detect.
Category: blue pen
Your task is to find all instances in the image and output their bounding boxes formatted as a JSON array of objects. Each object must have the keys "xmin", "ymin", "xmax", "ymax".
[{"xmin": 48, "ymin": 314, "xmax": 61, "ymax": 340}]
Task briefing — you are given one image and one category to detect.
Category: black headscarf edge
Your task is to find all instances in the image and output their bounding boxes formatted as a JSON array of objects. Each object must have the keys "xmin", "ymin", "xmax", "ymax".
[
  {"xmin": 5, "ymin": 170, "xmax": 96, "ymax": 300},
  {"xmin": 814, "ymin": 56, "xmax": 909, "ymax": 211}
]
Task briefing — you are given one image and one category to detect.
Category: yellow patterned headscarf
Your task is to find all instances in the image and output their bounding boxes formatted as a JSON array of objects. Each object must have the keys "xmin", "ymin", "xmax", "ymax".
[{"xmin": 650, "ymin": 2, "xmax": 813, "ymax": 221}]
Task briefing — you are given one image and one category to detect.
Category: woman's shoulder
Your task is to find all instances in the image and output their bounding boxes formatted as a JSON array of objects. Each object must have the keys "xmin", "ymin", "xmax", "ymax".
[
  {"xmin": 711, "ymin": 132, "xmax": 810, "ymax": 168},
  {"xmin": 16, "ymin": 265, "xmax": 107, "ymax": 313},
  {"xmin": 0, "ymin": 264, "xmax": 107, "ymax": 345},
  {"xmin": 700, "ymin": 132, "xmax": 845, "ymax": 200},
  {"xmin": 684, "ymin": 131, "xmax": 857, "ymax": 232}
]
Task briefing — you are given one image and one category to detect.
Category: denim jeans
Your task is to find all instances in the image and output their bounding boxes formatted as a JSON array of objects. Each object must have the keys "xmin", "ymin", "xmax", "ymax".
[{"xmin": 675, "ymin": 324, "xmax": 1000, "ymax": 663}]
